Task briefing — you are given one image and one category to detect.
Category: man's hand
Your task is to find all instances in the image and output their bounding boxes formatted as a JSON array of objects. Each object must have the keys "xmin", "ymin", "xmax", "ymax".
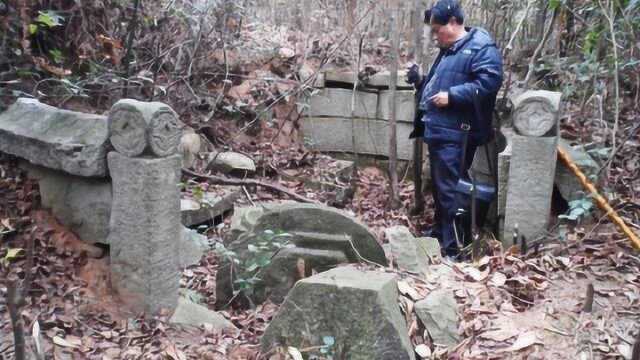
[
  {"xmin": 429, "ymin": 91, "xmax": 449, "ymax": 108},
  {"xmin": 406, "ymin": 63, "xmax": 421, "ymax": 85}
]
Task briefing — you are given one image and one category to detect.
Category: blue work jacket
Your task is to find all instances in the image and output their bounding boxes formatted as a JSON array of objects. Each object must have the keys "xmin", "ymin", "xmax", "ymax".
[{"xmin": 410, "ymin": 27, "xmax": 503, "ymax": 145}]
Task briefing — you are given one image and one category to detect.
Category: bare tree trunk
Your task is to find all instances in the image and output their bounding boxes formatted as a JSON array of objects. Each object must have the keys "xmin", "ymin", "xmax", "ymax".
[
  {"xmin": 411, "ymin": 0, "xmax": 425, "ymax": 214},
  {"xmin": 523, "ymin": 7, "xmax": 558, "ymax": 88},
  {"xmin": 388, "ymin": 1, "xmax": 402, "ymax": 209}
]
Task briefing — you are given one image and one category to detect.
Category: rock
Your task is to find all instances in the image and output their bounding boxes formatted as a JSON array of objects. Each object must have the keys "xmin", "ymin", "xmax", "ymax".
[
  {"xmin": 171, "ymin": 296, "xmax": 237, "ymax": 331},
  {"xmin": 385, "ymin": 226, "xmax": 430, "ymax": 274},
  {"xmin": 108, "ymin": 99, "xmax": 183, "ymax": 158},
  {"xmin": 107, "ymin": 152, "xmax": 182, "ymax": 314},
  {"xmin": 179, "ymin": 129, "xmax": 202, "ymax": 168},
  {"xmin": 414, "ymin": 289, "xmax": 460, "ymax": 347},
  {"xmin": 261, "ymin": 266, "xmax": 415, "ymax": 360},
  {"xmin": 377, "ymin": 90, "xmax": 416, "ymax": 122},
  {"xmin": 216, "ymin": 203, "xmax": 387, "ymax": 308},
  {"xmin": 416, "ymin": 237, "xmax": 442, "ymax": 263},
  {"xmin": 304, "ymin": 88, "xmax": 378, "ymax": 119},
  {"xmin": 555, "ymin": 139, "xmax": 598, "ymax": 202},
  {"xmin": 256, "ymin": 247, "xmax": 348, "ymax": 304},
  {"xmin": 367, "ymin": 70, "xmax": 413, "ymax": 89},
  {"xmin": 180, "ymin": 227, "xmax": 209, "ymax": 268},
  {"xmin": 503, "ymin": 135, "xmax": 558, "ymax": 245},
  {"xmin": 512, "ymin": 91, "xmax": 562, "ymax": 137},
  {"xmin": 181, "ymin": 187, "xmax": 242, "ymax": 227},
  {"xmin": 207, "ymin": 152, "xmax": 256, "ymax": 175},
  {"xmin": 303, "ymin": 117, "xmax": 414, "ymax": 160},
  {"xmin": 21, "ymin": 162, "xmax": 112, "ymax": 244},
  {"xmin": 0, "ymin": 98, "xmax": 110, "ymax": 177}
]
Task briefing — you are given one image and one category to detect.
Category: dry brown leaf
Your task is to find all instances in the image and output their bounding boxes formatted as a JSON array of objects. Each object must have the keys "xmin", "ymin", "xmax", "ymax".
[{"xmin": 501, "ymin": 331, "xmax": 541, "ymax": 352}]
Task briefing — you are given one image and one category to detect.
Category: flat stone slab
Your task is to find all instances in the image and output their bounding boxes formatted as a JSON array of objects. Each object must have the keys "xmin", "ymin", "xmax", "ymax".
[
  {"xmin": 377, "ymin": 90, "xmax": 415, "ymax": 122},
  {"xmin": 555, "ymin": 139, "xmax": 598, "ymax": 202},
  {"xmin": 261, "ymin": 266, "xmax": 415, "ymax": 360},
  {"xmin": 181, "ymin": 187, "xmax": 241, "ymax": 227},
  {"xmin": 0, "ymin": 98, "xmax": 110, "ymax": 177},
  {"xmin": 415, "ymin": 288, "xmax": 460, "ymax": 347},
  {"xmin": 171, "ymin": 296, "xmax": 237, "ymax": 331},
  {"xmin": 305, "ymin": 88, "xmax": 378, "ymax": 119},
  {"xmin": 303, "ymin": 117, "xmax": 413, "ymax": 160},
  {"xmin": 323, "ymin": 70, "xmax": 413, "ymax": 89}
]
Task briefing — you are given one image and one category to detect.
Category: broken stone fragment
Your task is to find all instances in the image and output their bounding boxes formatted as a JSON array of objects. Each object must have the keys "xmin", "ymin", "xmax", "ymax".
[
  {"xmin": 261, "ymin": 266, "xmax": 415, "ymax": 360},
  {"xmin": 179, "ymin": 227, "xmax": 209, "ymax": 268},
  {"xmin": 0, "ymin": 98, "xmax": 110, "ymax": 177},
  {"xmin": 385, "ymin": 226, "xmax": 431, "ymax": 274},
  {"xmin": 206, "ymin": 151, "xmax": 256, "ymax": 175},
  {"xmin": 108, "ymin": 99, "xmax": 182, "ymax": 158},
  {"xmin": 180, "ymin": 187, "xmax": 241, "ymax": 227},
  {"xmin": 170, "ymin": 296, "xmax": 237, "ymax": 331},
  {"xmin": 555, "ymin": 138, "xmax": 599, "ymax": 202},
  {"xmin": 414, "ymin": 288, "xmax": 460, "ymax": 348}
]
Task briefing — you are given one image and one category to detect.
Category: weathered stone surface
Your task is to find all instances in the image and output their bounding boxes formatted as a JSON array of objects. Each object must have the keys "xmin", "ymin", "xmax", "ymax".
[
  {"xmin": 303, "ymin": 117, "xmax": 413, "ymax": 160},
  {"xmin": 305, "ymin": 88, "xmax": 378, "ymax": 119},
  {"xmin": 207, "ymin": 152, "xmax": 256, "ymax": 174},
  {"xmin": 503, "ymin": 135, "xmax": 558, "ymax": 245},
  {"xmin": 385, "ymin": 226, "xmax": 430, "ymax": 274},
  {"xmin": 416, "ymin": 237, "xmax": 442, "ymax": 263},
  {"xmin": 20, "ymin": 162, "xmax": 112, "ymax": 244},
  {"xmin": 415, "ymin": 288, "xmax": 460, "ymax": 347},
  {"xmin": 257, "ymin": 247, "xmax": 348, "ymax": 304},
  {"xmin": 171, "ymin": 296, "xmax": 237, "ymax": 330},
  {"xmin": 512, "ymin": 91, "xmax": 562, "ymax": 137},
  {"xmin": 217, "ymin": 203, "xmax": 387, "ymax": 308},
  {"xmin": 180, "ymin": 227, "xmax": 209, "ymax": 268},
  {"xmin": 181, "ymin": 187, "xmax": 242, "ymax": 227},
  {"xmin": 261, "ymin": 266, "xmax": 415, "ymax": 360},
  {"xmin": 107, "ymin": 152, "xmax": 182, "ymax": 314},
  {"xmin": 0, "ymin": 98, "xmax": 110, "ymax": 177},
  {"xmin": 108, "ymin": 99, "xmax": 182, "ymax": 158},
  {"xmin": 497, "ymin": 128, "xmax": 515, "ymax": 236},
  {"xmin": 555, "ymin": 139, "xmax": 598, "ymax": 202},
  {"xmin": 377, "ymin": 90, "xmax": 415, "ymax": 122},
  {"xmin": 367, "ymin": 70, "xmax": 413, "ymax": 89}
]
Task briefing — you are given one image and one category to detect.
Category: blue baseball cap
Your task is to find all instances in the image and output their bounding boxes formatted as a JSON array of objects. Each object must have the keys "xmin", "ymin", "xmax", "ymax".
[{"xmin": 424, "ymin": 0, "xmax": 465, "ymax": 25}]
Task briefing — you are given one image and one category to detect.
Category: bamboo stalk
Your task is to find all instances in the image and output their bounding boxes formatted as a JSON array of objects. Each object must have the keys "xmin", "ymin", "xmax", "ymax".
[{"xmin": 557, "ymin": 147, "xmax": 640, "ymax": 250}]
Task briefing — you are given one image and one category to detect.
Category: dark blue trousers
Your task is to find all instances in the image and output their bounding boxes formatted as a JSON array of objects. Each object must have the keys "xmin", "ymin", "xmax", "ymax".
[{"xmin": 427, "ymin": 140, "xmax": 477, "ymax": 256}]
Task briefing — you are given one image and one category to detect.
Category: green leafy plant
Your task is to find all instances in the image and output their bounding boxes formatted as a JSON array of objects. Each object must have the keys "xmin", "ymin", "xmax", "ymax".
[
  {"xmin": 559, "ymin": 196, "xmax": 594, "ymax": 222},
  {"xmin": 29, "ymin": 10, "xmax": 64, "ymax": 35}
]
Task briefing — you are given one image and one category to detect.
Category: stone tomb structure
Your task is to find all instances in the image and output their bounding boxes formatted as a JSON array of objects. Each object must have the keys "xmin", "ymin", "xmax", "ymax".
[
  {"xmin": 0, "ymin": 98, "xmax": 220, "ymax": 317},
  {"xmin": 301, "ymin": 70, "xmax": 415, "ymax": 160}
]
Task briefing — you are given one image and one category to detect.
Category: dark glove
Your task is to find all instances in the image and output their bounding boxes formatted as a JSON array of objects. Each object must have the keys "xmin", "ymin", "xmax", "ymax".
[{"xmin": 406, "ymin": 64, "xmax": 421, "ymax": 85}]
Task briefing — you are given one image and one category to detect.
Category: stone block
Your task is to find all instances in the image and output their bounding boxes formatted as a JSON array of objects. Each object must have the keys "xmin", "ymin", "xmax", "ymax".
[
  {"xmin": 181, "ymin": 187, "xmax": 241, "ymax": 227},
  {"xmin": 303, "ymin": 117, "xmax": 413, "ymax": 160},
  {"xmin": 171, "ymin": 296, "xmax": 237, "ymax": 331},
  {"xmin": 305, "ymin": 88, "xmax": 378, "ymax": 119},
  {"xmin": 179, "ymin": 227, "xmax": 209, "ymax": 268},
  {"xmin": 21, "ymin": 162, "xmax": 112, "ymax": 244},
  {"xmin": 385, "ymin": 226, "xmax": 430, "ymax": 274},
  {"xmin": 415, "ymin": 289, "xmax": 460, "ymax": 347},
  {"xmin": 366, "ymin": 70, "xmax": 413, "ymax": 89},
  {"xmin": 107, "ymin": 152, "xmax": 182, "ymax": 314},
  {"xmin": 0, "ymin": 98, "xmax": 110, "ymax": 177},
  {"xmin": 555, "ymin": 139, "xmax": 598, "ymax": 202},
  {"xmin": 261, "ymin": 266, "xmax": 415, "ymax": 360},
  {"xmin": 497, "ymin": 128, "xmax": 514, "ymax": 235},
  {"xmin": 377, "ymin": 90, "xmax": 416, "ymax": 122},
  {"xmin": 503, "ymin": 135, "xmax": 558, "ymax": 245}
]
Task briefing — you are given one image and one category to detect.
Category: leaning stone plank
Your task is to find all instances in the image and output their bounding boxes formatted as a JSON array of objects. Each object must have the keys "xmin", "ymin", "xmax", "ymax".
[
  {"xmin": 107, "ymin": 152, "xmax": 182, "ymax": 314},
  {"xmin": 377, "ymin": 90, "xmax": 415, "ymax": 122},
  {"xmin": 305, "ymin": 88, "xmax": 378, "ymax": 119},
  {"xmin": 108, "ymin": 99, "xmax": 182, "ymax": 158},
  {"xmin": 0, "ymin": 98, "xmax": 109, "ymax": 177},
  {"xmin": 181, "ymin": 187, "xmax": 242, "ymax": 227},
  {"xmin": 261, "ymin": 266, "xmax": 415, "ymax": 360},
  {"xmin": 503, "ymin": 135, "xmax": 558, "ymax": 245},
  {"xmin": 303, "ymin": 117, "xmax": 413, "ymax": 160}
]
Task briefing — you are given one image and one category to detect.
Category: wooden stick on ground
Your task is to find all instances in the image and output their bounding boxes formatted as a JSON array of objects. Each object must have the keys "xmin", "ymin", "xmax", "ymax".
[
  {"xmin": 557, "ymin": 147, "xmax": 640, "ymax": 250},
  {"xmin": 182, "ymin": 168, "xmax": 318, "ymax": 204}
]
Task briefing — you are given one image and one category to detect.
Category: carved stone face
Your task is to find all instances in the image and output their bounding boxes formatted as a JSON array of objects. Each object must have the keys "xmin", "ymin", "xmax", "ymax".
[
  {"xmin": 513, "ymin": 99, "xmax": 556, "ymax": 137},
  {"xmin": 149, "ymin": 110, "xmax": 182, "ymax": 157},
  {"xmin": 109, "ymin": 107, "xmax": 147, "ymax": 157}
]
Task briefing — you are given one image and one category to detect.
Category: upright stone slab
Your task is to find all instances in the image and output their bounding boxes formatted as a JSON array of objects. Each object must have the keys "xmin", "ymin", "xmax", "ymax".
[
  {"xmin": 502, "ymin": 135, "xmax": 558, "ymax": 244},
  {"xmin": 377, "ymin": 90, "xmax": 415, "ymax": 122},
  {"xmin": 0, "ymin": 98, "xmax": 110, "ymax": 177},
  {"xmin": 385, "ymin": 226, "xmax": 430, "ymax": 274},
  {"xmin": 305, "ymin": 88, "xmax": 378, "ymax": 119},
  {"xmin": 261, "ymin": 266, "xmax": 415, "ymax": 360},
  {"xmin": 107, "ymin": 152, "xmax": 182, "ymax": 314}
]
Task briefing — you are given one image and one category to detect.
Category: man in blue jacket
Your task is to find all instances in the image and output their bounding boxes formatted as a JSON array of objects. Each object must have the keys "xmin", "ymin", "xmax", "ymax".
[{"xmin": 407, "ymin": 0, "xmax": 503, "ymax": 258}]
